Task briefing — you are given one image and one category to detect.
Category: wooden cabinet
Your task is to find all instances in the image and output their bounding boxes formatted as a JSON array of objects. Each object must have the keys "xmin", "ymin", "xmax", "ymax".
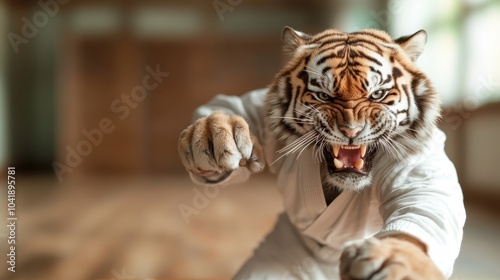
[{"xmin": 57, "ymin": 35, "xmax": 286, "ymax": 177}]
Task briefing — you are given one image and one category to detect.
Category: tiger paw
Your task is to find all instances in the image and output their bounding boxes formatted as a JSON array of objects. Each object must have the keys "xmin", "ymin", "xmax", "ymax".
[
  {"xmin": 340, "ymin": 237, "xmax": 444, "ymax": 280},
  {"xmin": 178, "ymin": 111, "xmax": 265, "ymax": 181}
]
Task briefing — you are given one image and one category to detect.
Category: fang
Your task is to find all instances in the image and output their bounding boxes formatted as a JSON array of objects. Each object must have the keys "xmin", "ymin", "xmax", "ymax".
[
  {"xmin": 360, "ymin": 145, "xmax": 367, "ymax": 157},
  {"xmin": 354, "ymin": 159, "xmax": 364, "ymax": 170},
  {"xmin": 334, "ymin": 158, "xmax": 343, "ymax": 169},
  {"xmin": 333, "ymin": 145, "xmax": 340, "ymax": 157}
]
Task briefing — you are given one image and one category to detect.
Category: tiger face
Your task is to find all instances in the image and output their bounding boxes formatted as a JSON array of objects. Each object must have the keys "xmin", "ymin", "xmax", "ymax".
[{"xmin": 265, "ymin": 28, "xmax": 441, "ymax": 191}]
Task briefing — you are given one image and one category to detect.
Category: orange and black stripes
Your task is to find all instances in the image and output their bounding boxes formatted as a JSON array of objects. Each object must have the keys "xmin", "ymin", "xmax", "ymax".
[{"xmin": 265, "ymin": 27, "xmax": 440, "ymax": 158}]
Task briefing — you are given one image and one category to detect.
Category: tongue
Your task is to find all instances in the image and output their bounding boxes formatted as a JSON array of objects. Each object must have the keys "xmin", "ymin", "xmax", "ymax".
[{"xmin": 338, "ymin": 148, "xmax": 361, "ymax": 168}]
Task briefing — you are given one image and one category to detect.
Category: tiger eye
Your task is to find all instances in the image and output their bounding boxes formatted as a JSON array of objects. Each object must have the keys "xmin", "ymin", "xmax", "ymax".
[
  {"xmin": 370, "ymin": 89, "xmax": 386, "ymax": 100},
  {"xmin": 317, "ymin": 92, "xmax": 330, "ymax": 101}
]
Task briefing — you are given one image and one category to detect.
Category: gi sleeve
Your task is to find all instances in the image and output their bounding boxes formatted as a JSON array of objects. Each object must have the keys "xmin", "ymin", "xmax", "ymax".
[
  {"xmin": 189, "ymin": 88, "xmax": 268, "ymax": 186},
  {"xmin": 375, "ymin": 129, "xmax": 466, "ymax": 278}
]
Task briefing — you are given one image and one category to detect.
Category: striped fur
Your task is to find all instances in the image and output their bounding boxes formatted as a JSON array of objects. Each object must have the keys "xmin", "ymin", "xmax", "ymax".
[{"xmin": 265, "ymin": 28, "xmax": 441, "ymax": 191}]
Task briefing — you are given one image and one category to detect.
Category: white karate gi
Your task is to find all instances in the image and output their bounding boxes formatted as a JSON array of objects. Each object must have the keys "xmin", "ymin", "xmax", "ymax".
[{"xmin": 189, "ymin": 89, "xmax": 466, "ymax": 280}]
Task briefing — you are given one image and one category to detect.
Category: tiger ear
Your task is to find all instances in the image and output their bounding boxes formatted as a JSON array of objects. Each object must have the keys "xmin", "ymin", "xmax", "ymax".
[
  {"xmin": 282, "ymin": 26, "xmax": 312, "ymax": 52},
  {"xmin": 395, "ymin": 30, "xmax": 427, "ymax": 62}
]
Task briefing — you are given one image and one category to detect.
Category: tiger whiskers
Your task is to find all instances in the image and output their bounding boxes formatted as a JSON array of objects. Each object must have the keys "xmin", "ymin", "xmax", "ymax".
[
  {"xmin": 300, "ymin": 102, "xmax": 322, "ymax": 116},
  {"xmin": 293, "ymin": 106, "xmax": 317, "ymax": 120},
  {"xmin": 313, "ymin": 129, "xmax": 327, "ymax": 163},
  {"xmin": 296, "ymin": 135, "xmax": 318, "ymax": 160},
  {"xmin": 288, "ymin": 104, "xmax": 326, "ymax": 161},
  {"xmin": 378, "ymin": 136, "xmax": 399, "ymax": 160},
  {"xmin": 270, "ymin": 115, "xmax": 314, "ymax": 125},
  {"xmin": 379, "ymin": 133, "xmax": 411, "ymax": 162},
  {"xmin": 271, "ymin": 130, "xmax": 318, "ymax": 165},
  {"xmin": 391, "ymin": 130, "xmax": 417, "ymax": 144},
  {"xmin": 379, "ymin": 136, "xmax": 401, "ymax": 160}
]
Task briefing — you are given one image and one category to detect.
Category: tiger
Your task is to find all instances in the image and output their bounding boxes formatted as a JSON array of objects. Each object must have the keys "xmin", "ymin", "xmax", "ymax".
[
  {"xmin": 266, "ymin": 27, "xmax": 440, "ymax": 198},
  {"xmin": 178, "ymin": 27, "xmax": 465, "ymax": 280}
]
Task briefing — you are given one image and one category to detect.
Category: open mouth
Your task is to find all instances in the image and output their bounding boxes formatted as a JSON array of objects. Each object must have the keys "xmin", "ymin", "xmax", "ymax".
[{"xmin": 325, "ymin": 144, "xmax": 372, "ymax": 175}]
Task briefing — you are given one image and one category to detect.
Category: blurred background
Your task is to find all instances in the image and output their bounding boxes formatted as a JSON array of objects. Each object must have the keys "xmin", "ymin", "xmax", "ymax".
[{"xmin": 0, "ymin": 0, "xmax": 499, "ymax": 279}]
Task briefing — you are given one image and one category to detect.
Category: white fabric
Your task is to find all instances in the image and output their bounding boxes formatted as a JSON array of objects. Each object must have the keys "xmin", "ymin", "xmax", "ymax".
[
  {"xmin": 233, "ymin": 213, "xmax": 340, "ymax": 280},
  {"xmin": 191, "ymin": 88, "xmax": 466, "ymax": 279}
]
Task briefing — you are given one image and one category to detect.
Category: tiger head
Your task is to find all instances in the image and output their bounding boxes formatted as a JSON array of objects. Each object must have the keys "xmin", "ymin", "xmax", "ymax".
[{"xmin": 265, "ymin": 27, "xmax": 441, "ymax": 191}]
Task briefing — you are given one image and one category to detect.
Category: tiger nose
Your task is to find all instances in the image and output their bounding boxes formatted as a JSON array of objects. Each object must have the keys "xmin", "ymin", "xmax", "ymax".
[{"xmin": 339, "ymin": 124, "xmax": 364, "ymax": 139}]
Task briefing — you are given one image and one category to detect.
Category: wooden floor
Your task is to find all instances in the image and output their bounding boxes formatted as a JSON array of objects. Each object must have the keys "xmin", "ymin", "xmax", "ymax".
[{"xmin": 0, "ymin": 174, "xmax": 498, "ymax": 280}]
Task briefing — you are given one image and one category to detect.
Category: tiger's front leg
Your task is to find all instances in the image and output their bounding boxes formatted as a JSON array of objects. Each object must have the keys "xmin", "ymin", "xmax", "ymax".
[
  {"xmin": 340, "ymin": 236, "xmax": 444, "ymax": 280},
  {"xmin": 178, "ymin": 111, "xmax": 265, "ymax": 180}
]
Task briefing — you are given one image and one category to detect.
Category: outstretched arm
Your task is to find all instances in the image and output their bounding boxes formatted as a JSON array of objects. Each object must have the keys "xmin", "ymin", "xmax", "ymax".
[
  {"xmin": 178, "ymin": 89, "xmax": 268, "ymax": 185},
  {"xmin": 341, "ymin": 129, "xmax": 466, "ymax": 279}
]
